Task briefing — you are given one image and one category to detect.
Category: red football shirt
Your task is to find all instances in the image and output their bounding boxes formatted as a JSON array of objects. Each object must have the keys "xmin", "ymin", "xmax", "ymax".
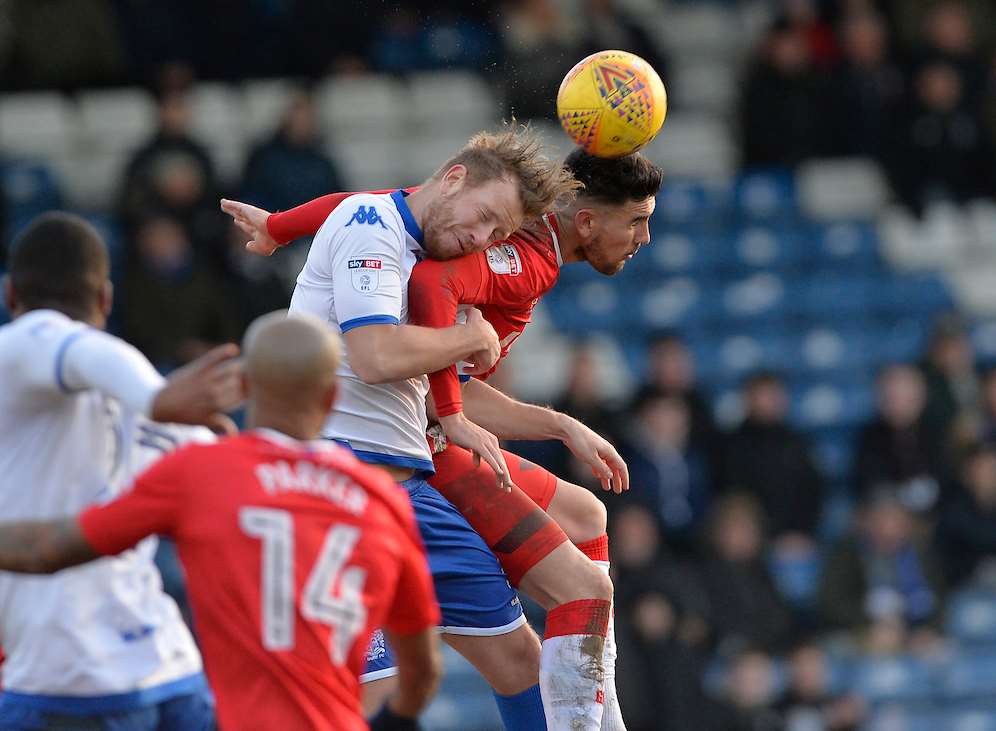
[
  {"xmin": 79, "ymin": 430, "xmax": 439, "ymax": 731},
  {"xmin": 268, "ymin": 195, "xmax": 562, "ymax": 415}
]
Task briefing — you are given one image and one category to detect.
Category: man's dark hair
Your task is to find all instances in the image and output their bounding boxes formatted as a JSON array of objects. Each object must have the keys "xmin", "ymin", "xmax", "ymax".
[
  {"xmin": 563, "ymin": 148, "xmax": 663, "ymax": 205},
  {"xmin": 9, "ymin": 212, "xmax": 109, "ymax": 320}
]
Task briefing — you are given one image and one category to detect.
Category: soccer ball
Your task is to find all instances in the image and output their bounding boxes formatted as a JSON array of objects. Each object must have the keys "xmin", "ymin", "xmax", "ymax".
[{"xmin": 556, "ymin": 50, "xmax": 667, "ymax": 159}]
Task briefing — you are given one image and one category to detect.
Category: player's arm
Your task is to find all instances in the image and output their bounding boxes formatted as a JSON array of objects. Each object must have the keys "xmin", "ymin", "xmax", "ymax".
[
  {"xmin": 222, "ymin": 188, "xmax": 403, "ymax": 256},
  {"xmin": 407, "ymin": 257, "xmax": 513, "ymax": 490},
  {"xmin": 43, "ymin": 329, "xmax": 241, "ymax": 433},
  {"xmin": 0, "ymin": 518, "xmax": 99, "ymax": 574},
  {"xmin": 461, "ymin": 378, "xmax": 630, "ymax": 494}
]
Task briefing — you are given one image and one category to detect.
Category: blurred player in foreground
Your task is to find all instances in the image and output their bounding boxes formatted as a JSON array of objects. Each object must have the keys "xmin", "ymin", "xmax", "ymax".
[
  {"xmin": 0, "ymin": 212, "xmax": 242, "ymax": 730},
  {"xmin": 0, "ymin": 311, "xmax": 443, "ymax": 731},
  {"xmin": 223, "ymin": 148, "xmax": 662, "ymax": 730},
  {"xmin": 226, "ymin": 126, "xmax": 580, "ymax": 730}
]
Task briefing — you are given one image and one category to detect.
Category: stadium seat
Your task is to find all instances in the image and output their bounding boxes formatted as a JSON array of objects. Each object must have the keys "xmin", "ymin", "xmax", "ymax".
[
  {"xmin": 329, "ymin": 138, "xmax": 408, "ymax": 190},
  {"xmin": 767, "ymin": 548, "xmax": 822, "ymax": 608},
  {"xmin": 78, "ymin": 88, "xmax": 156, "ymax": 153},
  {"xmin": 640, "ymin": 277, "xmax": 720, "ymax": 329},
  {"xmin": 851, "ymin": 656, "xmax": 934, "ymax": 703},
  {"xmin": 811, "ymin": 221, "xmax": 881, "ymax": 272},
  {"xmin": 813, "ymin": 433, "xmax": 856, "ymax": 482},
  {"xmin": 732, "ymin": 169, "xmax": 797, "ymax": 221},
  {"xmin": 0, "ymin": 92, "xmax": 76, "ymax": 160},
  {"xmin": 317, "ymin": 75, "xmax": 407, "ymax": 140},
  {"xmin": 646, "ymin": 226, "xmax": 726, "ymax": 277},
  {"xmin": 797, "ymin": 158, "xmax": 889, "ymax": 221},
  {"xmin": 409, "ymin": 71, "xmax": 497, "ymax": 136},
  {"xmin": 786, "ymin": 275, "xmax": 876, "ymax": 320},
  {"xmin": 641, "ymin": 113, "xmax": 736, "ymax": 181},
  {"xmin": 940, "ymin": 649, "xmax": 996, "ymax": 700},
  {"xmin": 972, "ymin": 321, "xmax": 996, "ymax": 366},
  {"xmin": 1, "ymin": 160, "xmax": 62, "ymax": 220},
  {"xmin": 790, "ymin": 377, "xmax": 874, "ymax": 430},
  {"xmin": 727, "ymin": 224, "xmax": 804, "ymax": 271},
  {"xmin": 242, "ymin": 79, "xmax": 297, "ymax": 141},
  {"xmin": 668, "ymin": 61, "xmax": 736, "ymax": 114},
  {"xmin": 871, "ymin": 317, "xmax": 930, "ymax": 364},
  {"xmin": 652, "ymin": 178, "xmax": 730, "ymax": 225},
  {"xmin": 945, "ymin": 590, "xmax": 996, "ymax": 646},
  {"xmin": 721, "ymin": 272, "xmax": 787, "ymax": 322},
  {"xmin": 875, "ymin": 274, "xmax": 954, "ymax": 318},
  {"xmin": 653, "ymin": 3, "xmax": 745, "ymax": 61},
  {"xmin": 51, "ymin": 149, "xmax": 129, "ymax": 210},
  {"xmin": 187, "ymin": 83, "xmax": 247, "ymax": 182}
]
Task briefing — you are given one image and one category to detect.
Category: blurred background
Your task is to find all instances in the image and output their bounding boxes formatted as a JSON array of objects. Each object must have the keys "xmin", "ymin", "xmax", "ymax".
[{"xmin": 2, "ymin": 0, "xmax": 996, "ymax": 729}]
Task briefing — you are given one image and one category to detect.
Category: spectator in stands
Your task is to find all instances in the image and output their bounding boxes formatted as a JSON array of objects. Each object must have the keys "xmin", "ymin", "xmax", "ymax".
[
  {"xmin": 698, "ymin": 493, "xmax": 795, "ymax": 654},
  {"xmin": 830, "ymin": 10, "xmax": 905, "ymax": 156},
  {"xmin": 783, "ymin": 0, "xmax": 839, "ymax": 69},
  {"xmin": 707, "ymin": 648, "xmax": 783, "ymax": 731},
  {"xmin": 121, "ymin": 214, "xmax": 239, "ymax": 370},
  {"xmin": 774, "ymin": 640, "xmax": 866, "ymax": 731},
  {"xmin": 938, "ymin": 443, "xmax": 996, "ymax": 587},
  {"xmin": 915, "ymin": 0, "xmax": 988, "ymax": 110},
  {"xmin": 498, "ymin": 0, "xmax": 583, "ymax": 120},
  {"xmin": 977, "ymin": 367, "xmax": 996, "ymax": 445},
  {"xmin": 920, "ymin": 313, "xmax": 980, "ymax": 449},
  {"xmin": 553, "ymin": 341, "xmax": 620, "ymax": 444},
  {"xmin": 220, "ymin": 222, "xmax": 292, "ymax": 335},
  {"xmin": 854, "ymin": 364, "xmax": 949, "ymax": 513},
  {"xmin": 577, "ymin": 0, "xmax": 667, "ymax": 80},
  {"xmin": 721, "ymin": 371, "xmax": 825, "ymax": 544},
  {"xmin": 241, "ymin": 90, "xmax": 344, "ymax": 214},
  {"xmin": 883, "ymin": 58, "xmax": 995, "ymax": 215},
  {"xmin": 818, "ymin": 489, "xmax": 945, "ymax": 636},
  {"xmin": 740, "ymin": 16, "xmax": 834, "ymax": 167},
  {"xmin": 633, "ymin": 332, "xmax": 720, "ymax": 460},
  {"xmin": 612, "ymin": 504, "xmax": 713, "ymax": 731},
  {"xmin": 620, "ymin": 389, "xmax": 711, "ymax": 552},
  {"xmin": 118, "ymin": 67, "xmax": 224, "ymax": 258}
]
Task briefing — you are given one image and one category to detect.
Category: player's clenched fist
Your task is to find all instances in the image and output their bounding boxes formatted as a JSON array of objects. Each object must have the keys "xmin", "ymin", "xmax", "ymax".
[
  {"xmin": 460, "ymin": 308, "xmax": 501, "ymax": 375},
  {"xmin": 151, "ymin": 343, "xmax": 243, "ymax": 434}
]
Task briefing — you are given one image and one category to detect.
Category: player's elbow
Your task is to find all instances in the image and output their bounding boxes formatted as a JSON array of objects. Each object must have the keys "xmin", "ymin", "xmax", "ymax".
[{"xmin": 350, "ymin": 352, "xmax": 393, "ymax": 385}]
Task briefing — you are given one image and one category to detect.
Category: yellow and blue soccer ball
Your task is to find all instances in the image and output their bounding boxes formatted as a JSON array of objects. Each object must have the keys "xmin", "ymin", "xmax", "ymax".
[{"xmin": 557, "ymin": 50, "xmax": 667, "ymax": 159}]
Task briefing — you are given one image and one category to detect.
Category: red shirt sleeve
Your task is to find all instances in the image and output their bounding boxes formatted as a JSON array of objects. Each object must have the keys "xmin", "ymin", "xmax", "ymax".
[
  {"xmin": 78, "ymin": 449, "xmax": 187, "ymax": 555},
  {"xmin": 407, "ymin": 256, "xmax": 491, "ymax": 417},
  {"xmin": 266, "ymin": 187, "xmax": 416, "ymax": 246},
  {"xmin": 382, "ymin": 506, "xmax": 441, "ymax": 635}
]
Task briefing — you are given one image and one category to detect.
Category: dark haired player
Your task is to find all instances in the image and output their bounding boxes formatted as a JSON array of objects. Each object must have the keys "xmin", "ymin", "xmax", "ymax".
[{"xmin": 223, "ymin": 149, "xmax": 662, "ymax": 730}]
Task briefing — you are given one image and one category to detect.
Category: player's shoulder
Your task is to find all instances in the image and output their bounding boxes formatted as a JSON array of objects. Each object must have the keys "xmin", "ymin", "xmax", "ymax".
[
  {"xmin": 0, "ymin": 309, "xmax": 88, "ymax": 370},
  {"xmin": 323, "ymin": 192, "xmax": 402, "ymax": 233}
]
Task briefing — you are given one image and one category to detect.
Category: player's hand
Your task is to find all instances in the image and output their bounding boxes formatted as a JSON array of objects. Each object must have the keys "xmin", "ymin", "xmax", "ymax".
[
  {"xmin": 151, "ymin": 344, "xmax": 243, "ymax": 434},
  {"xmin": 560, "ymin": 417, "xmax": 629, "ymax": 494},
  {"xmin": 460, "ymin": 308, "xmax": 501, "ymax": 375},
  {"xmin": 220, "ymin": 198, "xmax": 280, "ymax": 256},
  {"xmin": 438, "ymin": 413, "xmax": 514, "ymax": 493}
]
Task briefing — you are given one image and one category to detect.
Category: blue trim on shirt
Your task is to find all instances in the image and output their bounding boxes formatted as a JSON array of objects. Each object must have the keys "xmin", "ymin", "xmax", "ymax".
[
  {"xmin": 390, "ymin": 190, "xmax": 424, "ymax": 246},
  {"xmin": 53, "ymin": 329, "xmax": 90, "ymax": 393},
  {"xmin": 330, "ymin": 439, "xmax": 435, "ymax": 476},
  {"xmin": 458, "ymin": 374, "xmax": 472, "ymax": 383},
  {"xmin": 0, "ymin": 672, "xmax": 209, "ymax": 715},
  {"xmin": 339, "ymin": 314, "xmax": 400, "ymax": 333}
]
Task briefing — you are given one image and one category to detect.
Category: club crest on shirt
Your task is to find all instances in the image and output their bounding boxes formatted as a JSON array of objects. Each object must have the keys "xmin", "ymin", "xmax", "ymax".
[
  {"xmin": 485, "ymin": 244, "xmax": 521, "ymax": 276},
  {"xmin": 348, "ymin": 259, "xmax": 382, "ymax": 293}
]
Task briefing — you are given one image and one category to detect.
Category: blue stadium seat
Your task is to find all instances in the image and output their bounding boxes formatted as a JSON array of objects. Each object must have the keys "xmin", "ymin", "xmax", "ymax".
[
  {"xmin": 852, "ymin": 656, "xmax": 934, "ymax": 703},
  {"xmin": 971, "ymin": 321, "xmax": 996, "ymax": 367},
  {"xmin": 870, "ymin": 318, "xmax": 931, "ymax": 364},
  {"xmin": 789, "ymin": 377, "xmax": 875, "ymax": 430},
  {"xmin": 639, "ymin": 277, "xmax": 723, "ymax": 330},
  {"xmin": 686, "ymin": 330, "xmax": 793, "ymax": 383},
  {"xmin": 723, "ymin": 224, "xmax": 805, "ymax": 272},
  {"xmin": 786, "ymin": 275, "xmax": 876, "ymax": 320},
  {"xmin": 767, "ymin": 548, "xmax": 822, "ymax": 609},
  {"xmin": 940, "ymin": 649, "xmax": 996, "ymax": 700},
  {"xmin": 653, "ymin": 178, "xmax": 730, "ymax": 225},
  {"xmin": 810, "ymin": 220, "xmax": 880, "ymax": 272},
  {"xmin": 946, "ymin": 589, "xmax": 996, "ymax": 646},
  {"xmin": 788, "ymin": 326, "xmax": 878, "ymax": 374},
  {"xmin": 862, "ymin": 705, "xmax": 947, "ymax": 731},
  {"xmin": 812, "ymin": 433, "xmax": 856, "ymax": 482},
  {"xmin": 1, "ymin": 159, "xmax": 62, "ymax": 225},
  {"xmin": 874, "ymin": 275, "xmax": 954, "ymax": 317},
  {"xmin": 646, "ymin": 225, "xmax": 727, "ymax": 277},
  {"xmin": 721, "ymin": 272, "xmax": 788, "ymax": 323},
  {"xmin": 732, "ymin": 168, "xmax": 797, "ymax": 220}
]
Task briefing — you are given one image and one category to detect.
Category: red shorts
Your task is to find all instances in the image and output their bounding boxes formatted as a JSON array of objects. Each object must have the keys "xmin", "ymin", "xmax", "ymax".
[{"xmin": 430, "ymin": 445, "xmax": 566, "ymax": 586}]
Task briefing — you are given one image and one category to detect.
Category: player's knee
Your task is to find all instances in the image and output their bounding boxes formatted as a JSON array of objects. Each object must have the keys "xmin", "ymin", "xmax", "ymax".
[
  {"xmin": 578, "ymin": 559, "xmax": 613, "ymax": 602},
  {"xmin": 566, "ymin": 487, "xmax": 607, "ymax": 544},
  {"xmin": 493, "ymin": 628, "xmax": 542, "ymax": 693}
]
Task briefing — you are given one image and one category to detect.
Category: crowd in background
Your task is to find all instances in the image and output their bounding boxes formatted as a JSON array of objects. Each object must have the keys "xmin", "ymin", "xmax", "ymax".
[{"xmin": 1, "ymin": 1, "xmax": 996, "ymax": 730}]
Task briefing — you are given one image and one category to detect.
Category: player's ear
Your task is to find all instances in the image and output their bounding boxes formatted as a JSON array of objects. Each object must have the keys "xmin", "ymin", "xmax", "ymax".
[
  {"xmin": 574, "ymin": 208, "xmax": 596, "ymax": 238},
  {"xmin": 99, "ymin": 280, "xmax": 113, "ymax": 319},
  {"xmin": 439, "ymin": 164, "xmax": 467, "ymax": 195}
]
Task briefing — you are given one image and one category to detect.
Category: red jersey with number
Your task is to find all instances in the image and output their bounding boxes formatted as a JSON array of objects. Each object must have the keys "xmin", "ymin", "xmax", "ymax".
[
  {"xmin": 78, "ymin": 430, "xmax": 439, "ymax": 731},
  {"xmin": 268, "ymin": 193, "xmax": 562, "ymax": 416}
]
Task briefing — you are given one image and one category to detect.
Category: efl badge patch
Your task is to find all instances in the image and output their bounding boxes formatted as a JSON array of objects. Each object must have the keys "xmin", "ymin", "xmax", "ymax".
[
  {"xmin": 485, "ymin": 244, "xmax": 522, "ymax": 276},
  {"xmin": 348, "ymin": 259, "xmax": 382, "ymax": 293}
]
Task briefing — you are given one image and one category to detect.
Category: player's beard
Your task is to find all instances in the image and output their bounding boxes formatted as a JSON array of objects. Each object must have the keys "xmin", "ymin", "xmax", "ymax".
[
  {"xmin": 584, "ymin": 234, "xmax": 627, "ymax": 276},
  {"xmin": 421, "ymin": 196, "xmax": 462, "ymax": 261}
]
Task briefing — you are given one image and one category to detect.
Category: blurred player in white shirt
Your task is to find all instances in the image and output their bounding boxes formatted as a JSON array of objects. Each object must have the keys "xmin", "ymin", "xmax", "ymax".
[{"xmin": 0, "ymin": 212, "xmax": 241, "ymax": 731}]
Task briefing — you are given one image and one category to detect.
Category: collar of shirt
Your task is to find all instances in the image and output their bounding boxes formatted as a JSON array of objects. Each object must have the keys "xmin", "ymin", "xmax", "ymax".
[
  {"xmin": 543, "ymin": 212, "xmax": 564, "ymax": 268},
  {"xmin": 390, "ymin": 189, "xmax": 425, "ymax": 258}
]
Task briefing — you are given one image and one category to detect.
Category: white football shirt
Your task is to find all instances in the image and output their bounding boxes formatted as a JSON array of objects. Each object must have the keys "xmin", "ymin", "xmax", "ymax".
[
  {"xmin": 0, "ymin": 309, "xmax": 204, "ymax": 708},
  {"xmin": 289, "ymin": 190, "xmax": 434, "ymax": 473}
]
